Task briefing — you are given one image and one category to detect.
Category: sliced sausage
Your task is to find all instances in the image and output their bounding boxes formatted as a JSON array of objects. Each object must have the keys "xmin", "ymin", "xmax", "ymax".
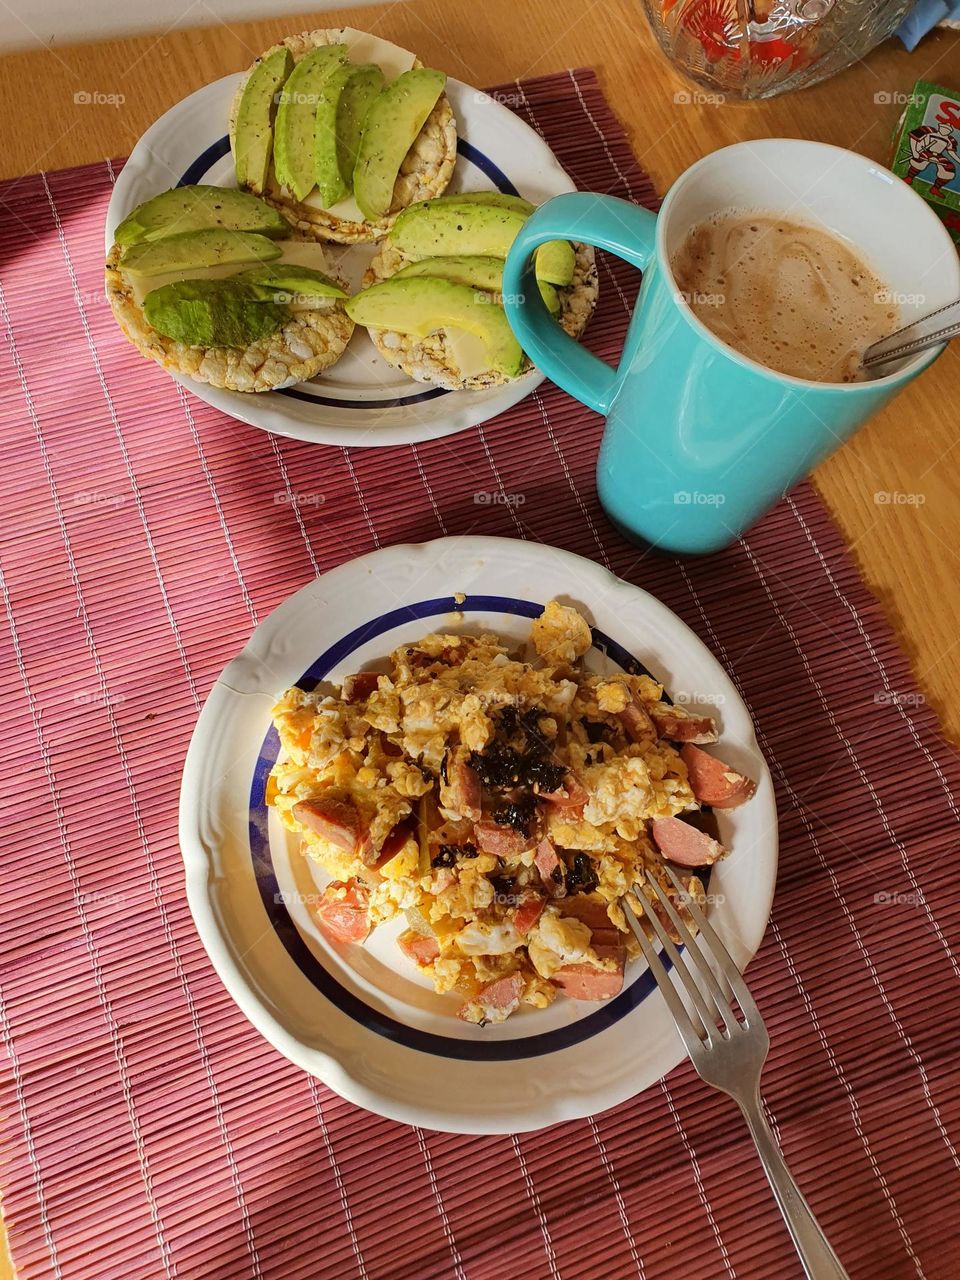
[
  {"xmin": 618, "ymin": 701, "xmax": 657, "ymax": 748},
  {"xmin": 649, "ymin": 703, "xmax": 719, "ymax": 744},
  {"xmin": 293, "ymin": 793, "xmax": 371, "ymax": 858},
  {"xmin": 441, "ymin": 748, "xmax": 482, "ymax": 822},
  {"xmin": 680, "ymin": 744, "xmax": 756, "ymax": 809},
  {"xmin": 535, "ymin": 837, "xmax": 567, "ymax": 897},
  {"xmin": 475, "ymin": 820, "xmax": 529, "ymax": 858},
  {"xmin": 313, "ymin": 880, "xmax": 370, "ymax": 944},
  {"xmin": 457, "ymin": 972, "xmax": 525, "ymax": 1023},
  {"xmin": 651, "ymin": 815, "xmax": 725, "ymax": 867},
  {"xmin": 558, "ymin": 896, "xmax": 621, "ymax": 947},
  {"xmin": 341, "ymin": 671, "xmax": 380, "ymax": 703},
  {"xmin": 398, "ymin": 928, "xmax": 440, "ymax": 966},
  {"xmin": 513, "ymin": 895, "xmax": 546, "ymax": 937},
  {"xmin": 552, "ymin": 945, "xmax": 626, "ymax": 1000}
]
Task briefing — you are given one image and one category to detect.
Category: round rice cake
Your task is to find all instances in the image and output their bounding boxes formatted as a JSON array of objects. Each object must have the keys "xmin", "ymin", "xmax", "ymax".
[
  {"xmin": 359, "ymin": 240, "xmax": 599, "ymax": 391},
  {"xmin": 105, "ymin": 242, "xmax": 354, "ymax": 394},
  {"xmin": 229, "ymin": 29, "xmax": 458, "ymax": 245}
]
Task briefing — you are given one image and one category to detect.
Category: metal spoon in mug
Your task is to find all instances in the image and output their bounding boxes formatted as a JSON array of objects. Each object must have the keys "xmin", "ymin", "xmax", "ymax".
[{"xmin": 862, "ymin": 297, "xmax": 960, "ymax": 371}]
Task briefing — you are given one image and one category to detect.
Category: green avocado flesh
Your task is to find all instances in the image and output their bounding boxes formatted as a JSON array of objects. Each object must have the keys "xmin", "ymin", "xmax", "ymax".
[
  {"xmin": 143, "ymin": 279, "xmax": 287, "ymax": 347},
  {"xmin": 390, "ymin": 200, "xmax": 575, "ymax": 286},
  {"xmin": 234, "ymin": 47, "xmax": 294, "ymax": 194},
  {"xmin": 313, "ymin": 63, "xmax": 358, "ymax": 208},
  {"xmin": 353, "ymin": 68, "xmax": 446, "ymax": 221},
  {"xmin": 345, "ymin": 276, "xmax": 523, "ymax": 377},
  {"xmin": 114, "ymin": 185, "xmax": 287, "ymax": 246},
  {"xmin": 390, "ymin": 254, "xmax": 561, "ymax": 312},
  {"xmin": 393, "ymin": 255, "xmax": 505, "ymax": 291},
  {"xmin": 120, "ymin": 229, "xmax": 282, "ymax": 277},
  {"xmin": 448, "ymin": 192, "xmax": 535, "ymax": 217},
  {"xmin": 336, "ymin": 64, "xmax": 385, "ymax": 187},
  {"xmin": 274, "ymin": 45, "xmax": 348, "ymax": 201},
  {"xmin": 237, "ymin": 263, "xmax": 347, "ymax": 301},
  {"xmin": 313, "ymin": 62, "xmax": 385, "ymax": 207},
  {"xmin": 534, "ymin": 238, "xmax": 576, "ymax": 287}
]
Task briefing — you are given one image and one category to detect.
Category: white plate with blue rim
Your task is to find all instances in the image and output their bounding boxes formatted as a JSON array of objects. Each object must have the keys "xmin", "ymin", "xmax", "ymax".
[
  {"xmin": 179, "ymin": 536, "xmax": 777, "ymax": 1134},
  {"xmin": 105, "ymin": 48, "xmax": 575, "ymax": 448}
]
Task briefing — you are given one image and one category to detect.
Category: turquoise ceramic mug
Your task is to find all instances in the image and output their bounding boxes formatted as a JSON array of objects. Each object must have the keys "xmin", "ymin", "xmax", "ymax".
[{"xmin": 502, "ymin": 140, "xmax": 958, "ymax": 554}]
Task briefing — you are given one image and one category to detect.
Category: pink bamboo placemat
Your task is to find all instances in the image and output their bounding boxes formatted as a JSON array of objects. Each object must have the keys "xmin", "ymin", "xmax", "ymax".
[{"xmin": 1, "ymin": 67, "xmax": 959, "ymax": 1280}]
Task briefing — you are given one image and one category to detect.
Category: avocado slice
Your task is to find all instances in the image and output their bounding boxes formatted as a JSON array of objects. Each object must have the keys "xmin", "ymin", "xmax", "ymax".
[
  {"xmin": 313, "ymin": 63, "xmax": 358, "ymax": 208},
  {"xmin": 237, "ymin": 263, "xmax": 347, "ymax": 301},
  {"xmin": 353, "ymin": 68, "xmax": 446, "ymax": 220},
  {"xmin": 390, "ymin": 199, "xmax": 575, "ymax": 287},
  {"xmin": 391, "ymin": 201, "xmax": 527, "ymax": 259},
  {"xmin": 114, "ymin": 185, "xmax": 287, "ymax": 246},
  {"xmin": 345, "ymin": 276, "xmax": 523, "ymax": 377},
  {"xmin": 439, "ymin": 192, "xmax": 535, "ymax": 217},
  {"xmin": 393, "ymin": 255, "xmax": 505, "ymax": 291},
  {"xmin": 234, "ymin": 47, "xmax": 294, "ymax": 194},
  {"xmin": 390, "ymin": 254, "xmax": 561, "ymax": 312},
  {"xmin": 538, "ymin": 280, "xmax": 562, "ymax": 314},
  {"xmin": 314, "ymin": 63, "xmax": 385, "ymax": 207},
  {"xmin": 120, "ymin": 229, "xmax": 282, "ymax": 277},
  {"xmin": 274, "ymin": 44, "xmax": 348, "ymax": 201},
  {"xmin": 535, "ymin": 239, "xmax": 576, "ymax": 287},
  {"xmin": 336, "ymin": 64, "xmax": 385, "ymax": 188},
  {"xmin": 143, "ymin": 278, "xmax": 287, "ymax": 347}
]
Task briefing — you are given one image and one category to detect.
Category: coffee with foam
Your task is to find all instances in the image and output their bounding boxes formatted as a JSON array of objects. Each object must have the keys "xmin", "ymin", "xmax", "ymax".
[{"xmin": 670, "ymin": 212, "xmax": 899, "ymax": 383}]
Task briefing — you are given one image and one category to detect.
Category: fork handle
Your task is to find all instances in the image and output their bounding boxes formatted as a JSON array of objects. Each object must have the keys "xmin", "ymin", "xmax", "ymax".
[{"xmin": 737, "ymin": 1091, "xmax": 850, "ymax": 1280}]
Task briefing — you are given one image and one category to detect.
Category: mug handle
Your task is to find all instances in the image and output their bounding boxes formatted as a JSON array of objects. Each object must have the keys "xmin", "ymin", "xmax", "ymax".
[{"xmin": 502, "ymin": 193, "xmax": 659, "ymax": 415}]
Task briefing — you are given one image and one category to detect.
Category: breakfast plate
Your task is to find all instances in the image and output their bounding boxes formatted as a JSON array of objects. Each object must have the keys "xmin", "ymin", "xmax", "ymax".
[
  {"xmin": 179, "ymin": 537, "xmax": 777, "ymax": 1133},
  {"xmin": 106, "ymin": 70, "xmax": 577, "ymax": 447}
]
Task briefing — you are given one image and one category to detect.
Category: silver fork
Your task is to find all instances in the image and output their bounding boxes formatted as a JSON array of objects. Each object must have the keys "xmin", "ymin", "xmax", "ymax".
[{"xmin": 624, "ymin": 867, "xmax": 850, "ymax": 1280}]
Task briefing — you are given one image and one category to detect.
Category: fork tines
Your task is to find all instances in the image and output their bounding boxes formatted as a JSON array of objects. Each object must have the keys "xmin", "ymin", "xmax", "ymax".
[{"xmin": 625, "ymin": 866, "xmax": 762, "ymax": 1055}]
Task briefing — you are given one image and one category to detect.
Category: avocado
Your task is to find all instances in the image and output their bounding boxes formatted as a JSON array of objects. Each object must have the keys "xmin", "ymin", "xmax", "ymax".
[
  {"xmin": 393, "ymin": 255, "xmax": 505, "ymax": 291},
  {"xmin": 538, "ymin": 280, "xmax": 561, "ymax": 314},
  {"xmin": 353, "ymin": 68, "xmax": 446, "ymax": 220},
  {"xmin": 313, "ymin": 62, "xmax": 384, "ymax": 208},
  {"xmin": 313, "ymin": 63, "xmax": 358, "ymax": 208},
  {"xmin": 234, "ymin": 47, "xmax": 294, "ymax": 194},
  {"xmin": 336, "ymin": 63, "xmax": 384, "ymax": 188},
  {"xmin": 439, "ymin": 192, "xmax": 535, "ymax": 217},
  {"xmin": 143, "ymin": 278, "xmax": 287, "ymax": 347},
  {"xmin": 390, "ymin": 200, "xmax": 527, "ymax": 259},
  {"xmin": 390, "ymin": 199, "xmax": 575, "ymax": 287},
  {"xmin": 238, "ymin": 263, "xmax": 347, "ymax": 301},
  {"xmin": 393, "ymin": 256, "xmax": 561, "ymax": 313},
  {"xmin": 120, "ymin": 229, "xmax": 282, "ymax": 277},
  {"xmin": 535, "ymin": 239, "xmax": 576, "ymax": 287},
  {"xmin": 114, "ymin": 185, "xmax": 287, "ymax": 246},
  {"xmin": 274, "ymin": 44, "xmax": 348, "ymax": 200},
  {"xmin": 345, "ymin": 276, "xmax": 523, "ymax": 377}
]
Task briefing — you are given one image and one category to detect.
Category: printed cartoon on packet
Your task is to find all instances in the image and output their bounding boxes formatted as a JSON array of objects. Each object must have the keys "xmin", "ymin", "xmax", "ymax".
[{"xmin": 892, "ymin": 79, "xmax": 960, "ymax": 246}]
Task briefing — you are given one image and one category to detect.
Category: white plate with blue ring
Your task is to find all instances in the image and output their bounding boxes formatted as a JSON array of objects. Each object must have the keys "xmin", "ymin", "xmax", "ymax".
[
  {"xmin": 105, "ymin": 74, "xmax": 576, "ymax": 448},
  {"xmin": 178, "ymin": 536, "xmax": 777, "ymax": 1133}
]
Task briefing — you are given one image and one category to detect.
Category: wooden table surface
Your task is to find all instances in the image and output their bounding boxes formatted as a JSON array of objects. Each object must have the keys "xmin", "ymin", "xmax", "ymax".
[{"xmin": 1, "ymin": 1, "xmax": 959, "ymax": 1272}]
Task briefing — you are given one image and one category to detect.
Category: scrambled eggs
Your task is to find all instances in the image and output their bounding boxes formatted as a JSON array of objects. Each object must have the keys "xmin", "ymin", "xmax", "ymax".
[{"xmin": 268, "ymin": 601, "xmax": 754, "ymax": 1024}]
